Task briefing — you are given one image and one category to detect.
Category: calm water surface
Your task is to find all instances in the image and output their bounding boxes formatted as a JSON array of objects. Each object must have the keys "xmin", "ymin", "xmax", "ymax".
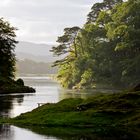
[{"xmin": 0, "ymin": 77, "xmax": 119, "ymax": 140}]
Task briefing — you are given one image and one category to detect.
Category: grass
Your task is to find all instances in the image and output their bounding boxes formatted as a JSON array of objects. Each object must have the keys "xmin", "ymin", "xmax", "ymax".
[{"xmin": 0, "ymin": 91, "xmax": 140, "ymax": 139}]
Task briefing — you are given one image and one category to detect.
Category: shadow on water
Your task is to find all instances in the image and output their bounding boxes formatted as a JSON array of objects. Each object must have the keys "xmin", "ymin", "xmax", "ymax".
[
  {"xmin": 0, "ymin": 124, "xmax": 57, "ymax": 140},
  {"xmin": 0, "ymin": 124, "xmax": 138, "ymax": 140},
  {"xmin": 0, "ymin": 94, "xmax": 34, "ymax": 118},
  {"xmin": 18, "ymin": 125, "xmax": 134, "ymax": 140},
  {"xmin": 0, "ymin": 124, "xmax": 13, "ymax": 140},
  {"xmin": 0, "ymin": 95, "xmax": 23, "ymax": 118}
]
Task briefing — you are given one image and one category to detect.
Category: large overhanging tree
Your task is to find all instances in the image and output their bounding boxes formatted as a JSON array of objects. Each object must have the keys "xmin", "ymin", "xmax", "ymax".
[
  {"xmin": 0, "ymin": 18, "xmax": 18, "ymax": 80},
  {"xmin": 50, "ymin": 26, "xmax": 80, "ymax": 66},
  {"xmin": 51, "ymin": 0, "xmax": 140, "ymax": 88}
]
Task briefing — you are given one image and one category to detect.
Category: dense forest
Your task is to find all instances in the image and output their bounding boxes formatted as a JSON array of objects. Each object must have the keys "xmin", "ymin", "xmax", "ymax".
[{"xmin": 51, "ymin": 0, "xmax": 140, "ymax": 89}]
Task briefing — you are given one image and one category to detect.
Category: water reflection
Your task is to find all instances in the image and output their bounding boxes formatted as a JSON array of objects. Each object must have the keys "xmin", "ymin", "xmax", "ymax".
[
  {"xmin": 0, "ymin": 124, "xmax": 12, "ymax": 139},
  {"xmin": 0, "ymin": 77, "xmax": 120, "ymax": 118},
  {"xmin": 0, "ymin": 124, "xmax": 135, "ymax": 140},
  {"xmin": 0, "ymin": 77, "xmax": 60, "ymax": 118},
  {"xmin": 16, "ymin": 126, "xmax": 133, "ymax": 140},
  {"xmin": 59, "ymin": 88, "xmax": 120, "ymax": 101},
  {"xmin": 0, "ymin": 124, "xmax": 57, "ymax": 140},
  {"xmin": 0, "ymin": 77, "xmax": 124, "ymax": 140},
  {"xmin": 0, "ymin": 94, "xmax": 25, "ymax": 118}
]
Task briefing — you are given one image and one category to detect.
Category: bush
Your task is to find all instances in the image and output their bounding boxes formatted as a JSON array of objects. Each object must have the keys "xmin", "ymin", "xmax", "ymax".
[{"xmin": 16, "ymin": 78, "xmax": 24, "ymax": 86}]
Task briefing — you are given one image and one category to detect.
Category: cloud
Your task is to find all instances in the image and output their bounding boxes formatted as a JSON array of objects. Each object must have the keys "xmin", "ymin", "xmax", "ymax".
[{"xmin": 0, "ymin": 0, "xmax": 102, "ymax": 43}]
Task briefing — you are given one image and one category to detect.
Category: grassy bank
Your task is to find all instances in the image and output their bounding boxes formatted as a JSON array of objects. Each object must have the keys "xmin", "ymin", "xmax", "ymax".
[{"xmin": 1, "ymin": 91, "xmax": 140, "ymax": 139}]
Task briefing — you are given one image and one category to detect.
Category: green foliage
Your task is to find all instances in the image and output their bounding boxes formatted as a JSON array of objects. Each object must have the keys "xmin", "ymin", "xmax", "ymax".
[
  {"xmin": 0, "ymin": 18, "xmax": 36, "ymax": 94},
  {"xmin": 50, "ymin": 26, "xmax": 80, "ymax": 60},
  {"xmin": 52, "ymin": 0, "xmax": 140, "ymax": 89},
  {"xmin": 80, "ymin": 69, "xmax": 94, "ymax": 87},
  {"xmin": 0, "ymin": 18, "xmax": 17, "ymax": 80}
]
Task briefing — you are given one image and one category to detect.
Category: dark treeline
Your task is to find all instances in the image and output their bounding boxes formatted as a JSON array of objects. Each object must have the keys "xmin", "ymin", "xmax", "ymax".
[
  {"xmin": 0, "ymin": 18, "xmax": 35, "ymax": 93},
  {"xmin": 51, "ymin": 0, "xmax": 140, "ymax": 89},
  {"xmin": 0, "ymin": 18, "xmax": 17, "ymax": 81}
]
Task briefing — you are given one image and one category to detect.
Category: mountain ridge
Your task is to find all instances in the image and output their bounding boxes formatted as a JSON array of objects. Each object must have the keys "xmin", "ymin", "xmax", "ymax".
[{"xmin": 15, "ymin": 41, "xmax": 58, "ymax": 63}]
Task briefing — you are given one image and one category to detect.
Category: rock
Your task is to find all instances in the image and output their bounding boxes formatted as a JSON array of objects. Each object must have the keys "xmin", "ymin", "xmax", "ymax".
[
  {"xmin": 72, "ymin": 86, "xmax": 78, "ymax": 89},
  {"xmin": 77, "ymin": 103, "xmax": 93, "ymax": 111}
]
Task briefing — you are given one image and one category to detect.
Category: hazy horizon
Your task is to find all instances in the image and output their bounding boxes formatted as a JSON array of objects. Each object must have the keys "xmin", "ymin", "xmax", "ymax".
[{"xmin": 0, "ymin": 0, "xmax": 102, "ymax": 44}]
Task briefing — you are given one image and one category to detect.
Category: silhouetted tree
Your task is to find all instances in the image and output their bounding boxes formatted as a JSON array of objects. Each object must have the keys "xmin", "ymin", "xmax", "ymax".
[{"xmin": 0, "ymin": 18, "xmax": 18, "ymax": 80}]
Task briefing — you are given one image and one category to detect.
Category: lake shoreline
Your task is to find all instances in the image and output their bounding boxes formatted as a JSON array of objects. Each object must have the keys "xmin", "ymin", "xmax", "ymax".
[
  {"xmin": 0, "ymin": 78, "xmax": 36, "ymax": 94},
  {"xmin": 0, "ymin": 85, "xmax": 35, "ymax": 94},
  {"xmin": 1, "ymin": 90, "xmax": 140, "ymax": 139}
]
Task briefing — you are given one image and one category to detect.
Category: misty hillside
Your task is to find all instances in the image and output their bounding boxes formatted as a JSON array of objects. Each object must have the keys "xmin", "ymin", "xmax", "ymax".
[
  {"xmin": 15, "ymin": 41, "xmax": 58, "ymax": 63},
  {"xmin": 15, "ymin": 41, "xmax": 52, "ymax": 56},
  {"xmin": 16, "ymin": 52, "xmax": 57, "ymax": 63},
  {"xmin": 16, "ymin": 59, "xmax": 58, "ymax": 76},
  {"xmin": 15, "ymin": 41, "xmax": 58, "ymax": 75}
]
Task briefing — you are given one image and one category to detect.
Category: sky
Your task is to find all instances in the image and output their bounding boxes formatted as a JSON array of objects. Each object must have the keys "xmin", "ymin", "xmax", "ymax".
[{"xmin": 0, "ymin": 0, "xmax": 101, "ymax": 44}]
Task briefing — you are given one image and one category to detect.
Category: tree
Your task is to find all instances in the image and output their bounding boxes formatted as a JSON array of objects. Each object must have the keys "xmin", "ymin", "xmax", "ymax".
[
  {"xmin": 0, "ymin": 18, "xmax": 18, "ymax": 80},
  {"xmin": 106, "ymin": 0, "xmax": 140, "ymax": 85},
  {"xmin": 87, "ymin": 0, "xmax": 122, "ymax": 23},
  {"xmin": 51, "ymin": 26, "xmax": 80, "ymax": 56},
  {"xmin": 51, "ymin": 26, "xmax": 80, "ymax": 66},
  {"xmin": 52, "ymin": 0, "xmax": 140, "ymax": 89}
]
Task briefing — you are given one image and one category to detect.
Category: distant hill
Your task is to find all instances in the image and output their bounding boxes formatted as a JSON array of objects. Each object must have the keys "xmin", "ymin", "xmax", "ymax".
[
  {"xmin": 15, "ymin": 41, "xmax": 58, "ymax": 63},
  {"xmin": 15, "ymin": 41, "xmax": 59, "ymax": 75},
  {"xmin": 16, "ymin": 59, "xmax": 58, "ymax": 76},
  {"xmin": 16, "ymin": 52, "xmax": 57, "ymax": 63},
  {"xmin": 15, "ymin": 41, "xmax": 52, "ymax": 56}
]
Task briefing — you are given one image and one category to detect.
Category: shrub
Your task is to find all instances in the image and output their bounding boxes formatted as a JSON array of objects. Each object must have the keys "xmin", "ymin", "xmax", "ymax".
[{"xmin": 16, "ymin": 78, "xmax": 24, "ymax": 86}]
